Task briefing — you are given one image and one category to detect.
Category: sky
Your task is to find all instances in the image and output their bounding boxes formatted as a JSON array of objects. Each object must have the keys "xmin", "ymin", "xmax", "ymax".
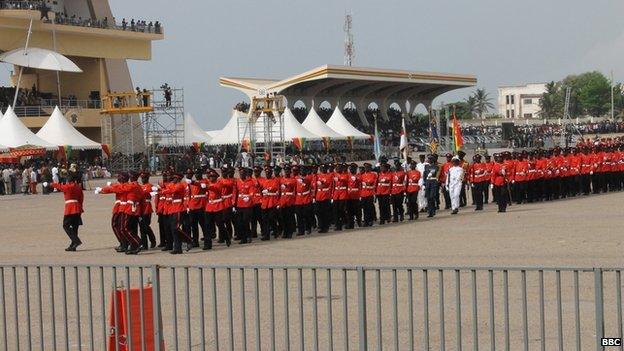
[{"xmin": 4, "ymin": 1, "xmax": 624, "ymax": 129}]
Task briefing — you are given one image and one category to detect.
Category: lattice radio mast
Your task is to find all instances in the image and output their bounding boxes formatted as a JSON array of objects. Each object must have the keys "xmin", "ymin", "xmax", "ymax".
[{"xmin": 344, "ymin": 12, "xmax": 355, "ymax": 67}]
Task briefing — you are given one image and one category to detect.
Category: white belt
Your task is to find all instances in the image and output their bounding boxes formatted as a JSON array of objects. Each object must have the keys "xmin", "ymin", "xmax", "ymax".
[
  {"xmin": 335, "ymin": 187, "xmax": 347, "ymax": 190},
  {"xmin": 319, "ymin": 188, "xmax": 331, "ymax": 192},
  {"xmin": 114, "ymin": 200, "xmax": 121, "ymax": 204},
  {"xmin": 516, "ymin": 172, "xmax": 526, "ymax": 176},
  {"xmin": 297, "ymin": 191, "xmax": 310, "ymax": 196},
  {"xmin": 65, "ymin": 200, "xmax": 78, "ymax": 204},
  {"xmin": 191, "ymin": 195, "xmax": 206, "ymax": 199},
  {"xmin": 120, "ymin": 201, "xmax": 127, "ymax": 205},
  {"xmin": 208, "ymin": 199, "xmax": 223, "ymax": 204},
  {"xmin": 363, "ymin": 185, "xmax": 375, "ymax": 189},
  {"xmin": 392, "ymin": 184, "xmax": 404, "ymax": 187},
  {"xmin": 264, "ymin": 192, "xmax": 278, "ymax": 196},
  {"xmin": 126, "ymin": 200, "xmax": 135, "ymax": 205},
  {"xmin": 222, "ymin": 194, "xmax": 233, "ymax": 199},
  {"xmin": 172, "ymin": 199, "xmax": 183, "ymax": 203},
  {"xmin": 283, "ymin": 192, "xmax": 294, "ymax": 196},
  {"xmin": 378, "ymin": 183, "xmax": 390, "ymax": 187},
  {"xmin": 408, "ymin": 182, "xmax": 420, "ymax": 186},
  {"xmin": 348, "ymin": 188, "xmax": 359, "ymax": 192}
]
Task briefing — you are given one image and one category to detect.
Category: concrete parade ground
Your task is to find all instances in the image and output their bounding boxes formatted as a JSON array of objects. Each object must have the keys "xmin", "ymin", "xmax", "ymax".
[{"xmin": 0, "ymin": 178, "xmax": 623, "ymax": 350}]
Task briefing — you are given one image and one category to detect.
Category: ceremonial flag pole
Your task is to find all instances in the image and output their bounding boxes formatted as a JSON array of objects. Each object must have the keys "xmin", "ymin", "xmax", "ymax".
[
  {"xmin": 399, "ymin": 113, "xmax": 408, "ymax": 165},
  {"xmin": 373, "ymin": 112, "xmax": 382, "ymax": 161},
  {"xmin": 428, "ymin": 105, "xmax": 439, "ymax": 154},
  {"xmin": 452, "ymin": 105, "xmax": 464, "ymax": 153}
]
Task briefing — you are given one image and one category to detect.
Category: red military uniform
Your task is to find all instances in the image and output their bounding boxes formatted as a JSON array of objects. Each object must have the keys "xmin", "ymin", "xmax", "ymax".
[
  {"xmin": 260, "ymin": 177, "xmax": 280, "ymax": 209},
  {"xmin": 347, "ymin": 173, "xmax": 361, "ymax": 200},
  {"xmin": 391, "ymin": 169, "xmax": 406, "ymax": 195},
  {"xmin": 205, "ymin": 181, "xmax": 224, "ymax": 213},
  {"xmin": 140, "ymin": 183, "xmax": 154, "ymax": 216},
  {"xmin": 376, "ymin": 172, "xmax": 392, "ymax": 196},
  {"xmin": 332, "ymin": 172, "xmax": 349, "ymax": 201},
  {"xmin": 188, "ymin": 181, "xmax": 207, "ymax": 211},
  {"xmin": 360, "ymin": 171, "xmax": 378, "ymax": 198},
  {"xmin": 406, "ymin": 170, "xmax": 421, "ymax": 193},
  {"xmin": 315, "ymin": 173, "xmax": 333, "ymax": 202},
  {"xmin": 279, "ymin": 176, "xmax": 297, "ymax": 208},
  {"xmin": 219, "ymin": 178, "xmax": 236, "ymax": 209},
  {"xmin": 51, "ymin": 182, "xmax": 84, "ymax": 215},
  {"xmin": 295, "ymin": 175, "xmax": 313, "ymax": 206}
]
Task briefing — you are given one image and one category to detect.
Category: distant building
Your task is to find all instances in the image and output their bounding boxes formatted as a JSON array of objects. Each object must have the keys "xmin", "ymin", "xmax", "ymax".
[{"xmin": 498, "ymin": 83, "xmax": 546, "ymax": 119}]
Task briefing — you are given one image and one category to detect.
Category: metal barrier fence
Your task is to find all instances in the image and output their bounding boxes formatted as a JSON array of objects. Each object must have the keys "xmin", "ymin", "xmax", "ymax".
[{"xmin": 0, "ymin": 264, "xmax": 622, "ymax": 351}]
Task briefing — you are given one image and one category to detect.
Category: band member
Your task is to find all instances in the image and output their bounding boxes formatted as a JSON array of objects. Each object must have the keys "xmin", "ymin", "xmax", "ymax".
[
  {"xmin": 360, "ymin": 163, "xmax": 377, "ymax": 227},
  {"xmin": 445, "ymin": 156, "xmax": 465, "ymax": 214},
  {"xmin": 424, "ymin": 154, "xmax": 440, "ymax": 218},
  {"xmin": 390, "ymin": 161, "xmax": 406, "ymax": 222},
  {"xmin": 46, "ymin": 172, "xmax": 84, "ymax": 251},
  {"xmin": 345, "ymin": 163, "xmax": 362, "ymax": 229},
  {"xmin": 376, "ymin": 163, "xmax": 392, "ymax": 224},
  {"xmin": 139, "ymin": 171, "xmax": 157, "ymax": 249},
  {"xmin": 315, "ymin": 164, "xmax": 333, "ymax": 233},
  {"xmin": 405, "ymin": 161, "xmax": 422, "ymax": 220},
  {"xmin": 491, "ymin": 154, "xmax": 509, "ymax": 213},
  {"xmin": 235, "ymin": 168, "xmax": 256, "ymax": 244},
  {"xmin": 260, "ymin": 166, "xmax": 280, "ymax": 240}
]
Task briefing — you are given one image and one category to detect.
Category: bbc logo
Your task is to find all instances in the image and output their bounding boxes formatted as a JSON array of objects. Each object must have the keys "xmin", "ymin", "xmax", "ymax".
[{"xmin": 602, "ymin": 338, "xmax": 623, "ymax": 347}]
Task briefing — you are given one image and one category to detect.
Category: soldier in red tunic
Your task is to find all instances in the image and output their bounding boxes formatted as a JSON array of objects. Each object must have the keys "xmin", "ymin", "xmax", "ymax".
[
  {"xmin": 278, "ymin": 165, "xmax": 297, "ymax": 238},
  {"xmin": 293, "ymin": 165, "xmax": 313, "ymax": 235},
  {"xmin": 260, "ymin": 166, "xmax": 280, "ymax": 240},
  {"xmin": 360, "ymin": 163, "xmax": 378, "ymax": 226},
  {"xmin": 405, "ymin": 161, "xmax": 422, "ymax": 220},
  {"xmin": 345, "ymin": 163, "xmax": 362, "ymax": 229},
  {"xmin": 235, "ymin": 167, "xmax": 257, "ymax": 244},
  {"xmin": 47, "ymin": 172, "xmax": 84, "ymax": 251},
  {"xmin": 139, "ymin": 171, "xmax": 157, "ymax": 249}
]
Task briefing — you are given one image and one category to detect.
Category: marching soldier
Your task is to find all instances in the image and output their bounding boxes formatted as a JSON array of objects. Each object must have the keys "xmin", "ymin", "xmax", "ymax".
[
  {"xmin": 440, "ymin": 153, "xmax": 453, "ymax": 209},
  {"xmin": 424, "ymin": 154, "xmax": 440, "ymax": 218},
  {"xmin": 390, "ymin": 161, "xmax": 406, "ymax": 222},
  {"xmin": 219, "ymin": 166, "xmax": 236, "ymax": 242},
  {"xmin": 491, "ymin": 154, "xmax": 509, "ymax": 213},
  {"xmin": 445, "ymin": 156, "xmax": 465, "ymax": 214},
  {"xmin": 315, "ymin": 164, "xmax": 333, "ymax": 233},
  {"xmin": 187, "ymin": 168, "xmax": 207, "ymax": 247},
  {"xmin": 204, "ymin": 169, "xmax": 229, "ymax": 248},
  {"xmin": 293, "ymin": 165, "xmax": 313, "ymax": 235},
  {"xmin": 405, "ymin": 161, "xmax": 422, "ymax": 220},
  {"xmin": 376, "ymin": 163, "xmax": 393, "ymax": 224},
  {"xmin": 139, "ymin": 172, "xmax": 157, "ymax": 249},
  {"xmin": 483, "ymin": 154, "xmax": 493, "ymax": 203},
  {"xmin": 260, "ymin": 166, "xmax": 280, "ymax": 240},
  {"xmin": 360, "ymin": 163, "xmax": 377, "ymax": 227},
  {"xmin": 468, "ymin": 154, "xmax": 488, "ymax": 211},
  {"xmin": 251, "ymin": 166, "xmax": 264, "ymax": 237},
  {"xmin": 235, "ymin": 168, "xmax": 256, "ymax": 244},
  {"xmin": 278, "ymin": 165, "xmax": 297, "ymax": 238},
  {"xmin": 332, "ymin": 164, "xmax": 349, "ymax": 231},
  {"xmin": 512, "ymin": 151, "xmax": 529, "ymax": 204},
  {"xmin": 46, "ymin": 172, "xmax": 84, "ymax": 251},
  {"xmin": 97, "ymin": 173, "xmax": 141, "ymax": 253},
  {"xmin": 457, "ymin": 150, "xmax": 469, "ymax": 207},
  {"xmin": 160, "ymin": 173, "xmax": 191, "ymax": 254},
  {"xmin": 345, "ymin": 163, "xmax": 362, "ymax": 229}
]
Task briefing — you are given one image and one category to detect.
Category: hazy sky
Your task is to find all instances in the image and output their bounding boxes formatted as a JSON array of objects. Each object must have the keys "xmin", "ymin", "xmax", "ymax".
[{"xmin": 4, "ymin": 1, "xmax": 624, "ymax": 129}]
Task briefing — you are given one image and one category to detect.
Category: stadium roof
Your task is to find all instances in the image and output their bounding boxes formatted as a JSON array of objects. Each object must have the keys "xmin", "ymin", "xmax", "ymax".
[{"xmin": 220, "ymin": 65, "xmax": 477, "ymax": 121}]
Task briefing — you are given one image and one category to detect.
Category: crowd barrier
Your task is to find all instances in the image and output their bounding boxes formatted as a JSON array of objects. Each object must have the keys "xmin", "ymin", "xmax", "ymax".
[{"xmin": 0, "ymin": 264, "xmax": 622, "ymax": 350}]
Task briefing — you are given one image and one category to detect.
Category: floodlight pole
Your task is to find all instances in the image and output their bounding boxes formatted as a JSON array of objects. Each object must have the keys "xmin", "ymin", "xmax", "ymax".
[{"xmin": 12, "ymin": 18, "xmax": 34, "ymax": 107}]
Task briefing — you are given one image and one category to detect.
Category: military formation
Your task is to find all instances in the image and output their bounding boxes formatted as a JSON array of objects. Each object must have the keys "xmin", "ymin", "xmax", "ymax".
[{"xmin": 47, "ymin": 140, "xmax": 624, "ymax": 254}]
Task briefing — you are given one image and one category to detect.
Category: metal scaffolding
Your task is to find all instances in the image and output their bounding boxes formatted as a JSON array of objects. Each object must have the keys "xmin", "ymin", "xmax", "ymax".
[{"xmin": 238, "ymin": 95, "xmax": 285, "ymax": 160}]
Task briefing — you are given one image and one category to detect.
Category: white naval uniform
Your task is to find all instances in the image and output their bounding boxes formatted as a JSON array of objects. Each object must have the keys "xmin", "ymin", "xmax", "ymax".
[
  {"xmin": 416, "ymin": 161, "xmax": 428, "ymax": 210},
  {"xmin": 446, "ymin": 165, "xmax": 465, "ymax": 211}
]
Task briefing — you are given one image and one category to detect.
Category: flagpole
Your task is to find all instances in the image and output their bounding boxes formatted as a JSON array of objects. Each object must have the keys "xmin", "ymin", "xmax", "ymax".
[{"xmin": 373, "ymin": 111, "xmax": 380, "ymax": 162}]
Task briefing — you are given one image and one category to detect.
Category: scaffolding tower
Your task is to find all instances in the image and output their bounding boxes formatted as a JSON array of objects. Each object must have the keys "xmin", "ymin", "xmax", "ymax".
[
  {"xmin": 100, "ymin": 91, "xmax": 153, "ymax": 171},
  {"xmin": 238, "ymin": 95, "xmax": 286, "ymax": 160},
  {"xmin": 142, "ymin": 88, "xmax": 185, "ymax": 171}
]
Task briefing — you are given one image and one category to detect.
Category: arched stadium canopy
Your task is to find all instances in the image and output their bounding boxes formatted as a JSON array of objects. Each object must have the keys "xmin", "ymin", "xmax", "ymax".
[
  {"xmin": 282, "ymin": 107, "xmax": 321, "ymax": 140},
  {"xmin": 326, "ymin": 107, "xmax": 371, "ymax": 140},
  {"xmin": 302, "ymin": 108, "xmax": 344, "ymax": 139},
  {"xmin": 220, "ymin": 65, "xmax": 476, "ymax": 122},
  {"xmin": 183, "ymin": 113, "xmax": 212, "ymax": 145},
  {"xmin": 0, "ymin": 106, "xmax": 54, "ymax": 148},
  {"xmin": 36, "ymin": 106, "xmax": 101, "ymax": 149}
]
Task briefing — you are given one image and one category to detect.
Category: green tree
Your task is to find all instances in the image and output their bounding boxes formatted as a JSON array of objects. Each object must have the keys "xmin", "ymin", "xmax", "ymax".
[
  {"xmin": 473, "ymin": 88, "xmax": 494, "ymax": 119},
  {"xmin": 539, "ymin": 81, "xmax": 562, "ymax": 119},
  {"xmin": 576, "ymin": 71, "xmax": 610, "ymax": 117},
  {"xmin": 462, "ymin": 96, "xmax": 477, "ymax": 119}
]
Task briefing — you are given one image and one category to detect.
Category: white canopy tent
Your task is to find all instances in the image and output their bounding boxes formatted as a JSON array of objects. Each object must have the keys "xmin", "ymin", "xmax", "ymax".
[
  {"xmin": 36, "ymin": 106, "xmax": 101, "ymax": 149},
  {"xmin": 302, "ymin": 108, "xmax": 345, "ymax": 139},
  {"xmin": 282, "ymin": 107, "xmax": 321, "ymax": 140},
  {"xmin": 326, "ymin": 107, "xmax": 371, "ymax": 140},
  {"xmin": 0, "ymin": 106, "xmax": 54, "ymax": 148},
  {"xmin": 205, "ymin": 130, "xmax": 219, "ymax": 139},
  {"xmin": 183, "ymin": 113, "xmax": 213, "ymax": 145},
  {"xmin": 209, "ymin": 110, "xmax": 245, "ymax": 145}
]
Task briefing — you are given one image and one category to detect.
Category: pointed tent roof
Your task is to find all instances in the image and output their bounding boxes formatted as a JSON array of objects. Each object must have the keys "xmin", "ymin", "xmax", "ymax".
[
  {"xmin": 205, "ymin": 130, "xmax": 219, "ymax": 139},
  {"xmin": 326, "ymin": 107, "xmax": 371, "ymax": 140},
  {"xmin": 209, "ymin": 110, "xmax": 244, "ymax": 145},
  {"xmin": 282, "ymin": 108, "xmax": 321, "ymax": 140},
  {"xmin": 183, "ymin": 113, "xmax": 212, "ymax": 145},
  {"xmin": 36, "ymin": 106, "xmax": 101, "ymax": 149},
  {"xmin": 0, "ymin": 106, "xmax": 54, "ymax": 148},
  {"xmin": 302, "ymin": 108, "xmax": 345, "ymax": 139}
]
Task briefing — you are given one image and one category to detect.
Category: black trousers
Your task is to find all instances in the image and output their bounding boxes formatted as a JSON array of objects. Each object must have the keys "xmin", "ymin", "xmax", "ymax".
[
  {"xmin": 315, "ymin": 200, "xmax": 331, "ymax": 232},
  {"xmin": 460, "ymin": 183, "xmax": 467, "ymax": 207},
  {"xmin": 345, "ymin": 198, "xmax": 361, "ymax": 228},
  {"xmin": 580, "ymin": 174, "xmax": 591, "ymax": 195},
  {"xmin": 188, "ymin": 209, "xmax": 206, "ymax": 244},
  {"xmin": 391, "ymin": 193, "xmax": 405, "ymax": 221},
  {"xmin": 236, "ymin": 207, "xmax": 253, "ymax": 242},
  {"xmin": 295, "ymin": 204, "xmax": 313, "ymax": 235},
  {"xmin": 251, "ymin": 205, "xmax": 262, "ymax": 237},
  {"xmin": 406, "ymin": 191, "xmax": 419, "ymax": 219},
  {"xmin": 139, "ymin": 214, "xmax": 156, "ymax": 247},
  {"xmin": 361, "ymin": 196, "xmax": 376, "ymax": 225},
  {"xmin": 157, "ymin": 214, "xmax": 170, "ymax": 248},
  {"xmin": 513, "ymin": 181, "xmax": 527, "ymax": 204},
  {"xmin": 442, "ymin": 188, "xmax": 451, "ymax": 209},
  {"xmin": 111, "ymin": 212, "xmax": 125, "ymax": 246},
  {"xmin": 205, "ymin": 210, "xmax": 226, "ymax": 248},
  {"xmin": 279, "ymin": 206, "xmax": 296, "ymax": 237},
  {"xmin": 261, "ymin": 207, "xmax": 279, "ymax": 239},
  {"xmin": 377, "ymin": 194, "xmax": 391, "ymax": 222},
  {"xmin": 124, "ymin": 215, "xmax": 141, "ymax": 247},
  {"xmin": 62, "ymin": 214, "xmax": 82, "ymax": 244},
  {"xmin": 425, "ymin": 182, "xmax": 439, "ymax": 217},
  {"xmin": 169, "ymin": 212, "xmax": 192, "ymax": 252},
  {"xmin": 332, "ymin": 199, "xmax": 347, "ymax": 230},
  {"xmin": 471, "ymin": 182, "xmax": 485, "ymax": 210},
  {"xmin": 493, "ymin": 185, "xmax": 508, "ymax": 212},
  {"xmin": 220, "ymin": 207, "xmax": 234, "ymax": 241},
  {"xmin": 484, "ymin": 181, "xmax": 490, "ymax": 203}
]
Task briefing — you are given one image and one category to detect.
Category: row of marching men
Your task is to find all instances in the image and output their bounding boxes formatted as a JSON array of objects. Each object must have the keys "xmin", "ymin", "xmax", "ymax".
[{"xmin": 87, "ymin": 161, "xmax": 428, "ymax": 254}]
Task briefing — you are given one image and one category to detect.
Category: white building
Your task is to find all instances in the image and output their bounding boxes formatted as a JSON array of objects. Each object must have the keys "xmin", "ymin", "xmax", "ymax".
[{"xmin": 498, "ymin": 83, "xmax": 546, "ymax": 119}]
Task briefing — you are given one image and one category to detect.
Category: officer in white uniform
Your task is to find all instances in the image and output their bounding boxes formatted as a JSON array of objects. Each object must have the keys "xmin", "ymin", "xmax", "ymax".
[
  {"xmin": 416, "ymin": 154, "xmax": 428, "ymax": 212},
  {"xmin": 446, "ymin": 156, "xmax": 465, "ymax": 214}
]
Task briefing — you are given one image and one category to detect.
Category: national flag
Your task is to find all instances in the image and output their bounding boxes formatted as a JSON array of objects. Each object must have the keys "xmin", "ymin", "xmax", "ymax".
[
  {"xmin": 65, "ymin": 145, "xmax": 73, "ymax": 160},
  {"xmin": 292, "ymin": 137, "xmax": 306, "ymax": 151},
  {"xmin": 346, "ymin": 136, "xmax": 354, "ymax": 150},
  {"xmin": 429, "ymin": 116, "xmax": 439, "ymax": 154},
  {"xmin": 373, "ymin": 116, "xmax": 382, "ymax": 161},
  {"xmin": 452, "ymin": 111, "xmax": 464, "ymax": 152},
  {"xmin": 399, "ymin": 116, "xmax": 408, "ymax": 162},
  {"xmin": 322, "ymin": 137, "xmax": 331, "ymax": 151},
  {"xmin": 101, "ymin": 144, "xmax": 111, "ymax": 158}
]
